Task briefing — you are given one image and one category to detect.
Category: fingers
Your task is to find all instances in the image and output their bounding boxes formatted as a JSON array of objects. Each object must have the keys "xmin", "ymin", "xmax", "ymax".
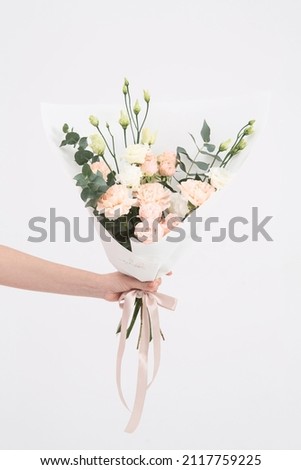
[{"xmin": 142, "ymin": 278, "xmax": 162, "ymax": 292}]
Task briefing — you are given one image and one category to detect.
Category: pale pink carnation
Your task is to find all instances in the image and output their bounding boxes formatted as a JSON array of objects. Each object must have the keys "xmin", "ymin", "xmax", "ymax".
[
  {"xmin": 97, "ymin": 184, "xmax": 135, "ymax": 220},
  {"xmin": 158, "ymin": 151, "xmax": 177, "ymax": 177},
  {"xmin": 134, "ymin": 220, "xmax": 165, "ymax": 244},
  {"xmin": 90, "ymin": 161, "xmax": 110, "ymax": 180},
  {"xmin": 139, "ymin": 202, "xmax": 162, "ymax": 221},
  {"xmin": 141, "ymin": 152, "xmax": 158, "ymax": 176},
  {"xmin": 179, "ymin": 179, "xmax": 215, "ymax": 207},
  {"xmin": 137, "ymin": 182, "xmax": 171, "ymax": 211}
]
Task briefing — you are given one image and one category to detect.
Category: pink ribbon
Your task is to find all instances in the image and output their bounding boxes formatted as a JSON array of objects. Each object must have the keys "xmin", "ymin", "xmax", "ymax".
[{"xmin": 117, "ymin": 290, "xmax": 177, "ymax": 433}]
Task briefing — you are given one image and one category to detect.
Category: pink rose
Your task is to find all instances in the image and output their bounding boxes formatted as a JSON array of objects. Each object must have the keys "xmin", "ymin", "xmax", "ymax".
[
  {"xmin": 90, "ymin": 161, "xmax": 110, "ymax": 180},
  {"xmin": 141, "ymin": 152, "xmax": 158, "ymax": 176},
  {"xmin": 97, "ymin": 184, "xmax": 135, "ymax": 220},
  {"xmin": 158, "ymin": 151, "xmax": 177, "ymax": 177},
  {"xmin": 139, "ymin": 202, "xmax": 162, "ymax": 221},
  {"xmin": 134, "ymin": 219, "xmax": 165, "ymax": 244},
  {"xmin": 137, "ymin": 182, "xmax": 171, "ymax": 211},
  {"xmin": 179, "ymin": 179, "xmax": 215, "ymax": 207}
]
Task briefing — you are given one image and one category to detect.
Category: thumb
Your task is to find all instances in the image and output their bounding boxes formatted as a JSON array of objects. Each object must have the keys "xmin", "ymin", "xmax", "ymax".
[{"xmin": 132, "ymin": 278, "xmax": 162, "ymax": 292}]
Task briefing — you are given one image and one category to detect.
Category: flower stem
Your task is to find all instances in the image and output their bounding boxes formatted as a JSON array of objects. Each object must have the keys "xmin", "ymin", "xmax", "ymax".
[
  {"xmin": 124, "ymin": 94, "xmax": 136, "ymax": 143},
  {"xmin": 96, "ymin": 126, "xmax": 115, "ymax": 159},
  {"xmin": 138, "ymin": 102, "xmax": 149, "ymax": 142}
]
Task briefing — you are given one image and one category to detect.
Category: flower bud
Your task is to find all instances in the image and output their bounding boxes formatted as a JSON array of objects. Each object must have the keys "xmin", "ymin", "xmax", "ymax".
[
  {"xmin": 219, "ymin": 138, "xmax": 232, "ymax": 152},
  {"xmin": 243, "ymin": 126, "xmax": 254, "ymax": 135},
  {"xmin": 119, "ymin": 110, "xmax": 130, "ymax": 129},
  {"xmin": 248, "ymin": 119, "xmax": 255, "ymax": 126},
  {"xmin": 143, "ymin": 89, "xmax": 151, "ymax": 103},
  {"xmin": 122, "ymin": 84, "xmax": 128, "ymax": 95},
  {"xmin": 124, "ymin": 77, "xmax": 129, "ymax": 86},
  {"xmin": 89, "ymin": 115, "xmax": 99, "ymax": 127},
  {"xmin": 236, "ymin": 139, "xmax": 247, "ymax": 151},
  {"xmin": 141, "ymin": 128, "xmax": 157, "ymax": 145},
  {"xmin": 133, "ymin": 99, "xmax": 141, "ymax": 115},
  {"xmin": 89, "ymin": 134, "xmax": 106, "ymax": 156}
]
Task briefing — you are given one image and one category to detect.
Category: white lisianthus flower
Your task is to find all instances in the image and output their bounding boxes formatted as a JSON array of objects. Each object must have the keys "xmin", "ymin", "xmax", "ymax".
[
  {"xmin": 124, "ymin": 144, "xmax": 149, "ymax": 164},
  {"xmin": 206, "ymin": 167, "xmax": 233, "ymax": 190},
  {"xmin": 141, "ymin": 128, "xmax": 157, "ymax": 145},
  {"xmin": 117, "ymin": 164, "xmax": 142, "ymax": 190},
  {"xmin": 89, "ymin": 134, "xmax": 106, "ymax": 155},
  {"xmin": 168, "ymin": 192, "xmax": 189, "ymax": 218}
]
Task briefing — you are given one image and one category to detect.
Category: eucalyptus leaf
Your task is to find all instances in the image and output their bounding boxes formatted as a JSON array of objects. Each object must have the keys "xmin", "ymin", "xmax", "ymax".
[
  {"xmin": 65, "ymin": 131, "xmax": 80, "ymax": 146},
  {"xmin": 179, "ymin": 160, "xmax": 187, "ymax": 172},
  {"xmin": 200, "ymin": 150, "xmax": 222, "ymax": 162},
  {"xmin": 82, "ymin": 163, "xmax": 92, "ymax": 177},
  {"xmin": 79, "ymin": 137, "xmax": 88, "ymax": 149},
  {"xmin": 195, "ymin": 161, "xmax": 209, "ymax": 171},
  {"xmin": 200, "ymin": 120, "xmax": 211, "ymax": 142},
  {"xmin": 75, "ymin": 149, "xmax": 93, "ymax": 165},
  {"xmin": 176, "ymin": 146, "xmax": 189, "ymax": 157},
  {"xmin": 107, "ymin": 171, "xmax": 116, "ymax": 186},
  {"xmin": 80, "ymin": 187, "xmax": 90, "ymax": 202},
  {"xmin": 203, "ymin": 143, "xmax": 215, "ymax": 152},
  {"xmin": 62, "ymin": 123, "xmax": 69, "ymax": 133}
]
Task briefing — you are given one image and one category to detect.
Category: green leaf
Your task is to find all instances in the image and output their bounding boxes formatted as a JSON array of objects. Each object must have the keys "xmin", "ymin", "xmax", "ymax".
[
  {"xmin": 74, "ymin": 149, "xmax": 93, "ymax": 165},
  {"xmin": 82, "ymin": 163, "xmax": 92, "ymax": 177},
  {"xmin": 195, "ymin": 161, "xmax": 209, "ymax": 171},
  {"xmin": 200, "ymin": 120, "xmax": 211, "ymax": 142},
  {"xmin": 179, "ymin": 160, "xmax": 187, "ymax": 172},
  {"xmin": 79, "ymin": 137, "xmax": 88, "ymax": 149},
  {"xmin": 107, "ymin": 171, "xmax": 116, "ymax": 186},
  {"xmin": 80, "ymin": 187, "xmax": 90, "ymax": 202},
  {"xmin": 74, "ymin": 173, "xmax": 87, "ymax": 187},
  {"xmin": 189, "ymin": 133, "xmax": 201, "ymax": 151},
  {"xmin": 85, "ymin": 198, "xmax": 98, "ymax": 208},
  {"xmin": 176, "ymin": 146, "xmax": 189, "ymax": 157},
  {"xmin": 203, "ymin": 143, "xmax": 215, "ymax": 152},
  {"xmin": 200, "ymin": 150, "xmax": 222, "ymax": 162},
  {"xmin": 62, "ymin": 123, "xmax": 69, "ymax": 133},
  {"xmin": 60, "ymin": 139, "xmax": 67, "ymax": 147},
  {"xmin": 65, "ymin": 131, "xmax": 80, "ymax": 146}
]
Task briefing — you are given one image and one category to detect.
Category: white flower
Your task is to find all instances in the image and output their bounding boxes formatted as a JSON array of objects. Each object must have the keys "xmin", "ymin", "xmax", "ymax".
[
  {"xmin": 124, "ymin": 144, "xmax": 149, "ymax": 164},
  {"xmin": 141, "ymin": 128, "xmax": 157, "ymax": 145},
  {"xmin": 117, "ymin": 164, "xmax": 142, "ymax": 190},
  {"xmin": 89, "ymin": 134, "xmax": 105, "ymax": 155},
  {"xmin": 206, "ymin": 167, "xmax": 233, "ymax": 190},
  {"xmin": 168, "ymin": 192, "xmax": 189, "ymax": 218}
]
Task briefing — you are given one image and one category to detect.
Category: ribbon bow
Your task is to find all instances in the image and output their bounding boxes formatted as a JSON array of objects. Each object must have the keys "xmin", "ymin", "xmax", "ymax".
[{"xmin": 117, "ymin": 290, "xmax": 177, "ymax": 433}]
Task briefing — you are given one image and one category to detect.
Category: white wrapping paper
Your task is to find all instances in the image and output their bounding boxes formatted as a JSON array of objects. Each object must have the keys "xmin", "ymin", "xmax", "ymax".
[{"xmin": 41, "ymin": 93, "xmax": 270, "ymax": 281}]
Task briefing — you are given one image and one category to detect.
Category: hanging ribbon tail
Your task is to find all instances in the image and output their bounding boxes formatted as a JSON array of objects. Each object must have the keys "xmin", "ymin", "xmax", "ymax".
[
  {"xmin": 117, "ymin": 289, "xmax": 177, "ymax": 434},
  {"xmin": 116, "ymin": 291, "xmax": 137, "ymax": 410}
]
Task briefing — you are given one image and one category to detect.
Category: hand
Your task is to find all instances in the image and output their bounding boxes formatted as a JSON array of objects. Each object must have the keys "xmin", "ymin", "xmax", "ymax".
[{"xmin": 100, "ymin": 272, "xmax": 162, "ymax": 302}]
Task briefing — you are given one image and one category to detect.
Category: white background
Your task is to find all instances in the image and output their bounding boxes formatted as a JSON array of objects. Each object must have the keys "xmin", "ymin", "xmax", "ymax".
[{"xmin": 0, "ymin": 0, "xmax": 300, "ymax": 450}]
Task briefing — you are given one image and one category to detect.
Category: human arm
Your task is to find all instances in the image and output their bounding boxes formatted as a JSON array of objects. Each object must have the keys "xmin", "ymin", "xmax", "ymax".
[{"xmin": 0, "ymin": 245, "xmax": 161, "ymax": 301}]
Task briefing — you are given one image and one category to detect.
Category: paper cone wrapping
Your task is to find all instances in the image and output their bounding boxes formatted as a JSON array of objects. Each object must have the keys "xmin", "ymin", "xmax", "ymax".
[{"xmin": 41, "ymin": 93, "xmax": 270, "ymax": 281}]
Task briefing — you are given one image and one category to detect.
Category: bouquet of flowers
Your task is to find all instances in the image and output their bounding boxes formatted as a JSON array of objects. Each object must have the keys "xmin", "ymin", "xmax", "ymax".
[{"xmin": 44, "ymin": 79, "xmax": 256, "ymax": 432}]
